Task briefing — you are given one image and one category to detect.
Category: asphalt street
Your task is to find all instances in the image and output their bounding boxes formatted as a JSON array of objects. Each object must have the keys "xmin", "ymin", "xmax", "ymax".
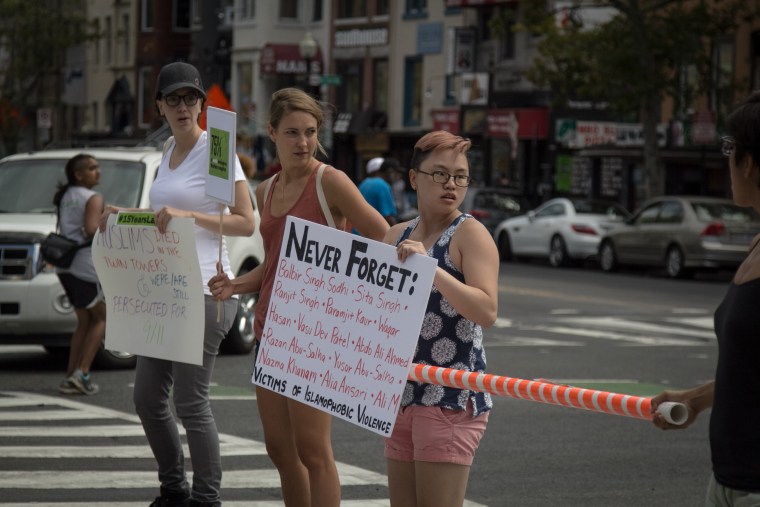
[{"xmin": 0, "ymin": 261, "xmax": 729, "ymax": 506}]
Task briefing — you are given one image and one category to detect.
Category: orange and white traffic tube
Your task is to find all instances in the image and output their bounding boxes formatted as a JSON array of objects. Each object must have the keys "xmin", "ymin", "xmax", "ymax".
[{"xmin": 407, "ymin": 364, "xmax": 686, "ymax": 425}]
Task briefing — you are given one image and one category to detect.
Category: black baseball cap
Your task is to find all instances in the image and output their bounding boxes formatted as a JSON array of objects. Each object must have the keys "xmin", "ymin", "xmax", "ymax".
[{"xmin": 155, "ymin": 62, "xmax": 206, "ymax": 99}]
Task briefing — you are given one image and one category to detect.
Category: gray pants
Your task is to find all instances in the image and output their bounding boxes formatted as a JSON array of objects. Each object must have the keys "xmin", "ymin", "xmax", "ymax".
[
  {"xmin": 707, "ymin": 474, "xmax": 760, "ymax": 507},
  {"xmin": 134, "ymin": 296, "xmax": 238, "ymax": 505}
]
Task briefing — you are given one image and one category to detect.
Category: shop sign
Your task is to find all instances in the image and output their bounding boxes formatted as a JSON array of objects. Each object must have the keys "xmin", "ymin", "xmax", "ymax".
[
  {"xmin": 556, "ymin": 119, "xmax": 666, "ymax": 148},
  {"xmin": 431, "ymin": 109, "xmax": 460, "ymax": 134},
  {"xmin": 334, "ymin": 28, "xmax": 388, "ymax": 48},
  {"xmin": 487, "ymin": 109, "xmax": 549, "ymax": 141}
]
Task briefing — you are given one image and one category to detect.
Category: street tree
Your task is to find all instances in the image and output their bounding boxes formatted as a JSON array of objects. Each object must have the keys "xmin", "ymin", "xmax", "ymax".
[
  {"xmin": 0, "ymin": 0, "xmax": 99, "ymax": 155},
  {"xmin": 518, "ymin": 0, "xmax": 758, "ymax": 199}
]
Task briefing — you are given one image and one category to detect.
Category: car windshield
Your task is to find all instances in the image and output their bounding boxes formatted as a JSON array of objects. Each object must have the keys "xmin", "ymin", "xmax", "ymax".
[
  {"xmin": 691, "ymin": 201, "xmax": 760, "ymax": 223},
  {"xmin": 572, "ymin": 200, "xmax": 629, "ymax": 218},
  {"xmin": 0, "ymin": 158, "xmax": 146, "ymax": 213},
  {"xmin": 474, "ymin": 192, "xmax": 522, "ymax": 212}
]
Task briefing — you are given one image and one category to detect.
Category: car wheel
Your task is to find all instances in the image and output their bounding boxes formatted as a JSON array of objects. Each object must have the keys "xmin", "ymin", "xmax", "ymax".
[
  {"xmin": 92, "ymin": 346, "xmax": 137, "ymax": 370},
  {"xmin": 548, "ymin": 235, "xmax": 568, "ymax": 267},
  {"xmin": 599, "ymin": 241, "xmax": 619, "ymax": 272},
  {"xmin": 497, "ymin": 231, "xmax": 513, "ymax": 262},
  {"xmin": 665, "ymin": 245, "xmax": 691, "ymax": 279},
  {"xmin": 220, "ymin": 265, "xmax": 258, "ymax": 355}
]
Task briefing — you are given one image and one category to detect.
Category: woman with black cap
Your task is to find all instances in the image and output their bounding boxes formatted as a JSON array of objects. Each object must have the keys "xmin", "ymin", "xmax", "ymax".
[{"xmin": 100, "ymin": 61, "xmax": 255, "ymax": 507}]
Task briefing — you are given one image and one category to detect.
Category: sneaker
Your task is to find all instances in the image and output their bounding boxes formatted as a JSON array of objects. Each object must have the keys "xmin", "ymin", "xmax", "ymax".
[
  {"xmin": 68, "ymin": 369, "xmax": 99, "ymax": 395},
  {"xmin": 148, "ymin": 495, "xmax": 190, "ymax": 507},
  {"xmin": 58, "ymin": 378, "xmax": 80, "ymax": 395}
]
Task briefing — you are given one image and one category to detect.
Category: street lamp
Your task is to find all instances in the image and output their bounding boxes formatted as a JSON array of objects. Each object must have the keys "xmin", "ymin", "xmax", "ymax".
[{"xmin": 298, "ymin": 32, "xmax": 319, "ymax": 99}]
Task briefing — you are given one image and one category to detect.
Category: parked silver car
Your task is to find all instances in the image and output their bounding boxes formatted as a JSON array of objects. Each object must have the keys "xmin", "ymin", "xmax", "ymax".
[
  {"xmin": 0, "ymin": 147, "xmax": 264, "ymax": 368},
  {"xmin": 493, "ymin": 197, "xmax": 630, "ymax": 266},
  {"xmin": 598, "ymin": 195, "xmax": 760, "ymax": 278}
]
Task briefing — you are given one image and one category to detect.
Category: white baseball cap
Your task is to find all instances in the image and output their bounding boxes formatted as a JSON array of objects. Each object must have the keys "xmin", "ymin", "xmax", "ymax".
[{"xmin": 366, "ymin": 157, "xmax": 384, "ymax": 175}]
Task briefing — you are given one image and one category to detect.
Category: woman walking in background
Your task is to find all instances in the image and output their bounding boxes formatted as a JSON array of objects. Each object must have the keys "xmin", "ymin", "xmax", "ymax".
[{"xmin": 54, "ymin": 153, "xmax": 105, "ymax": 396}]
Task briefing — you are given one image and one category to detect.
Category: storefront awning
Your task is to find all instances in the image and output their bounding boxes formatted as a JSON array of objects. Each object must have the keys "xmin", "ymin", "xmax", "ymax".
[{"xmin": 260, "ymin": 43, "xmax": 324, "ymax": 75}]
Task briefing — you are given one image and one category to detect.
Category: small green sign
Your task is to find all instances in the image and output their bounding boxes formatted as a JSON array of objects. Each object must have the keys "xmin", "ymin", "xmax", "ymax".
[
  {"xmin": 320, "ymin": 74, "xmax": 342, "ymax": 86},
  {"xmin": 209, "ymin": 127, "xmax": 230, "ymax": 180},
  {"xmin": 117, "ymin": 212, "xmax": 156, "ymax": 226}
]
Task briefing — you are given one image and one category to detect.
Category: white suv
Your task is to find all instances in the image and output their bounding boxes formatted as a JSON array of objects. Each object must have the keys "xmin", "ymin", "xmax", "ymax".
[{"xmin": 0, "ymin": 146, "xmax": 264, "ymax": 368}]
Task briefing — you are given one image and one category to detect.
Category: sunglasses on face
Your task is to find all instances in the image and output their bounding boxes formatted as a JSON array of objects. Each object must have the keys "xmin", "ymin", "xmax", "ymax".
[{"xmin": 164, "ymin": 94, "xmax": 200, "ymax": 107}]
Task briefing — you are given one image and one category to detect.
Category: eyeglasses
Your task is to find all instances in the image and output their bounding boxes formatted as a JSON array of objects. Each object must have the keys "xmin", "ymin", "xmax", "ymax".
[
  {"xmin": 164, "ymin": 94, "xmax": 200, "ymax": 107},
  {"xmin": 416, "ymin": 169, "xmax": 472, "ymax": 187},
  {"xmin": 720, "ymin": 136, "xmax": 736, "ymax": 157}
]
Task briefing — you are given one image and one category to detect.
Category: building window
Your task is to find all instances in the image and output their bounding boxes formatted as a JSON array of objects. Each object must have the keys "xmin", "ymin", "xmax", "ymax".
[
  {"xmin": 377, "ymin": 0, "xmax": 389, "ymax": 16},
  {"xmin": 280, "ymin": 0, "xmax": 298, "ymax": 20},
  {"xmin": 752, "ymin": 31, "xmax": 760, "ymax": 91},
  {"xmin": 238, "ymin": 0, "xmax": 255, "ymax": 20},
  {"xmin": 404, "ymin": 57, "xmax": 423, "ymax": 126},
  {"xmin": 480, "ymin": 6, "xmax": 516, "ymax": 62},
  {"xmin": 92, "ymin": 101, "xmax": 99, "ymax": 131},
  {"xmin": 174, "ymin": 0, "xmax": 191, "ymax": 30},
  {"xmin": 313, "ymin": 0, "xmax": 323, "ymax": 21},
  {"xmin": 335, "ymin": 60, "xmax": 363, "ymax": 112},
  {"xmin": 93, "ymin": 18, "xmax": 100, "ymax": 64},
  {"xmin": 337, "ymin": 0, "xmax": 366, "ymax": 19},
  {"xmin": 105, "ymin": 16, "xmax": 112, "ymax": 65},
  {"xmin": 121, "ymin": 13, "xmax": 130, "ymax": 63},
  {"xmin": 404, "ymin": 0, "xmax": 427, "ymax": 18},
  {"xmin": 141, "ymin": 0, "xmax": 154, "ymax": 31},
  {"xmin": 711, "ymin": 38, "xmax": 734, "ymax": 121},
  {"xmin": 237, "ymin": 61, "xmax": 254, "ymax": 119},
  {"xmin": 373, "ymin": 59, "xmax": 388, "ymax": 113},
  {"xmin": 139, "ymin": 67, "xmax": 154, "ymax": 127}
]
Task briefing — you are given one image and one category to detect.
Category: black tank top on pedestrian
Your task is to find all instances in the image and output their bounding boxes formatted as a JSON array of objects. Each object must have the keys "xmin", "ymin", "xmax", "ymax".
[{"xmin": 710, "ymin": 277, "xmax": 760, "ymax": 492}]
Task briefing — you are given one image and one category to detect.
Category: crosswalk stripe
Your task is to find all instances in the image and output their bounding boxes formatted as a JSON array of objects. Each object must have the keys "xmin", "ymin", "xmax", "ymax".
[
  {"xmin": 556, "ymin": 316, "xmax": 716, "ymax": 339},
  {"xmin": 0, "ymin": 409, "xmax": 114, "ymax": 421},
  {"xmin": 490, "ymin": 336, "xmax": 584, "ymax": 347},
  {"xmin": 0, "ymin": 425, "xmax": 150, "ymax": 437},
  {"xmin": 0, "ymin": 442, "xmax": 266, "ymax": 458},
  {"xmin": 0, "ymin": 465, "xmax": 387, "ymax": 489},
  {"xmin": 525, "ymin": 324, "xmax": 708, "ymax": 346}
]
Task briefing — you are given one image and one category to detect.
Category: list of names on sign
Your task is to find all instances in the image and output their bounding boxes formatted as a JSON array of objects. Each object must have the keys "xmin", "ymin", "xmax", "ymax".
[
  {"xmin": 253, "ymin": 217, "xmax": 436, "ymax": 436},
  {"xmin": 92, "ymin": 213, "xmax": 205, "ymax": 365}
]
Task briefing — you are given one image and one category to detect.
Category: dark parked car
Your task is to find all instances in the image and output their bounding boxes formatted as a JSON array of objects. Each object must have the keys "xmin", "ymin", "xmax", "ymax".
[
  {"xmin": 460, "ymin": 186, "xmax": 526, "ymax": 235},
  {"xmin": 598, "ymin": 195, "xmax": 760, "ymax": 278}
]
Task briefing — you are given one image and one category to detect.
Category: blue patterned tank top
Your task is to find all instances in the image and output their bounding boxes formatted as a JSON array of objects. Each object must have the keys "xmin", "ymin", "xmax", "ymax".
[{"xmin": 395, "ymin": 214, "xmax": 492, "ymax": 416}]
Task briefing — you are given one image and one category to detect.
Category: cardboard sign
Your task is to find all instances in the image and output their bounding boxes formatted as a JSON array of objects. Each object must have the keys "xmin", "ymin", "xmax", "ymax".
[
  {"xmin": 253, "ymin": 217, "xmax": 437, "ymax": 436},
  {"xmin": 92, "ymin": 213, "xmax": 204, "ymax": 365},
  {"xmin": 206, "ymin": 106, "xmax": 237, "ymax": 206}
]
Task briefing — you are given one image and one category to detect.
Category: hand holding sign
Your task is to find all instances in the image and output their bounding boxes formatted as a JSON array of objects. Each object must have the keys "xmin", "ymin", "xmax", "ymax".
[
  {"xmin": 92, "ymin": 212, "xmax": 205, "ymax": 365},
  {"xmin": 206, "ymin": 106, "xmax": 237, "ymax": 320}
]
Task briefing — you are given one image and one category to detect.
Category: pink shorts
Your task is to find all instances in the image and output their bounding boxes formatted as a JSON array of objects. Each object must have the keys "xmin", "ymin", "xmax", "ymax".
[{"xmin": 384, "ymin": 404, "xmax": 489, "ymax": 466}]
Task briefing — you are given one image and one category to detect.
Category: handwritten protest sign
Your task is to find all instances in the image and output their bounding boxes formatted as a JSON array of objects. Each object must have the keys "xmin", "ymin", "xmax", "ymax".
[
  {"xmin": 253, "ymin": 217, "xmax": 437, "ymax": 436},
  {"xmin": 92, "ymin": 213, "xmax": 204, "ymax": 365}
]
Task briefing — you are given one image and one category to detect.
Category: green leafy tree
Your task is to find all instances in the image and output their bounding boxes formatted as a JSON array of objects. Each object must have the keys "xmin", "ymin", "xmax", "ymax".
[
  {"xmin": 0, "ymin": 0, "xmax": 99, "ymax": 155},
  {"xmin": 520, "ymin": 0, "xmax": 759, "ymax": 199}
]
